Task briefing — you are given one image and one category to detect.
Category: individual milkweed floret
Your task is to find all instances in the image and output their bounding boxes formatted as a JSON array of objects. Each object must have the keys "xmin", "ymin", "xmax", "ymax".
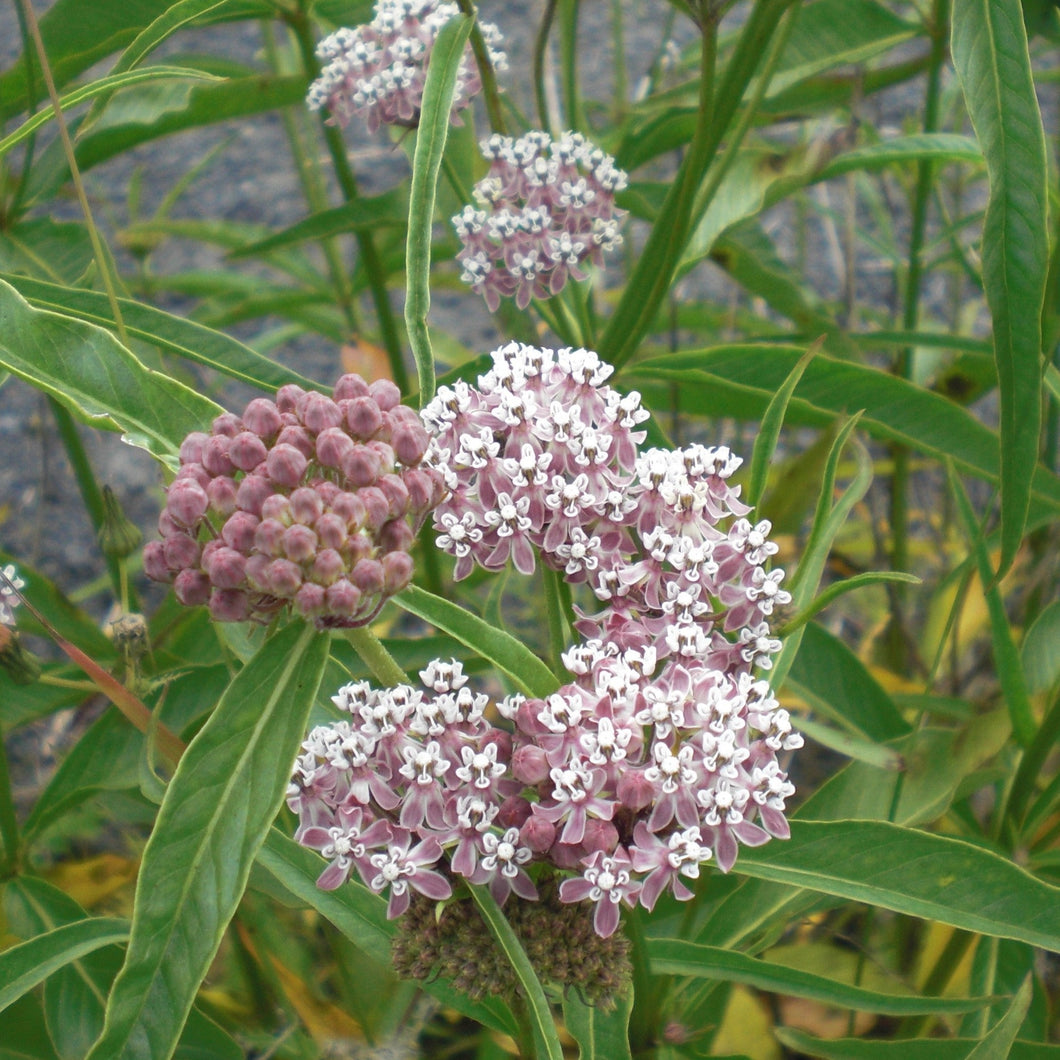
[
  {"xmin": 0, "ymin": 563, "xmax": 25, "ymax": 627},
  {"xmin": 454, "ymin": 132, "xmax": 627, "ymax": 310},
  {"xmin": 144, "ymin": 375, "xmax": 446, "ymax": 628},
  {"xmin": 307, "ymin": 0, "xmax": 507, "ymax": 133}
]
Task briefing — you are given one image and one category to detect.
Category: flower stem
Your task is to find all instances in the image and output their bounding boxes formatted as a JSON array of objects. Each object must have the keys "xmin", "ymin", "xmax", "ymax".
[
  {"xmin": 0, "ymin": 730, "xmax": 22, "ymax": 876},
  {"xmin": 343, "ymin": 626, "xmax": 410, "ymax": 686}
]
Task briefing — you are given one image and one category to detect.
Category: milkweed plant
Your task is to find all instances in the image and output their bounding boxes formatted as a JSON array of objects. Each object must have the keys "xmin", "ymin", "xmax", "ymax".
[{"xmin": 1, "ymin": 0, "xmax": 1059, "ymax": 1057}]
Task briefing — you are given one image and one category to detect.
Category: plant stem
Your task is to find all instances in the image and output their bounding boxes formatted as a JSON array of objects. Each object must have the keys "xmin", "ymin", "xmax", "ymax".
[
  {"xmin": 343, "ymin": 625, "xmax": 410, "ymax": 686},
  {"xmin": 289, "ymin": 6, "xmax": 410, "ymax": 395},
  {"xmin": 16, "ymin": 0, "xmax": 129, "ymax": 349},
  {"xmin": 455, "ymin": 0, "xmax": 506, "ymax": 134},
  {"xmin": 558, "ymin": 0, "xmax": 585, "ymax": 133},
  {"xmin": 542, "ymin": 566, "xmax": 571, "ymax": 678},
  {"xmin": 533, "ymin": 0, "xmax": 559, "ymax": 135},
  {"xmin": 0, "ymin": 730, "xmax": 21, "ymax": 876}
]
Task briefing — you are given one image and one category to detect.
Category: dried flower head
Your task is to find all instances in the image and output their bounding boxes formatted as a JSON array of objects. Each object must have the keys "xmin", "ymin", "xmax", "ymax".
[
  {"xmin": 144, "ymin": 375, "xmax": 446, "ymax": 628},
  {"xmin": 454, "ymin": 132, "xmax": 627, "ymax": 310},
  {"xmin": 307, "ymin": 0, "xmax": 507, "ymax": 133}
]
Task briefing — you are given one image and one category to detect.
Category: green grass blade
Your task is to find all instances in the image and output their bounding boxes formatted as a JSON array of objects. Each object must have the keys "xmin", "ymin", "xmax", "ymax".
[
  {"xmin": 0, "ymin": 919, "xmax": 130, "ymax": 1013},
  {"xmin": 394, "ymin": 585, "xmax": 560, "ymax": 698},
  {"xmin": 952, "ymin": 0, "xmax": 1048, "ymax": 577},
  {"xmin": 85, "ymin": 622, "xmax": 329, "ymax": 1060},
  {"xmin": 405, "ymin": 13, "xmax": 472, "ymax": 407},
  {"xmin": 775, "ymin": 1030, "xmax": 1056, "ymax": 1059},
  {"xmin": 647, "ymin": 939, "xmax": 989, "ymax": 1016}
]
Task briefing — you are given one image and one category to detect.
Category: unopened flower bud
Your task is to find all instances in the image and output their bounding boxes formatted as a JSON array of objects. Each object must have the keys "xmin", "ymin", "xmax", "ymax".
[
  {"xmin": 314, "ymin": 513, "xmax": 347, "ymax": 550},
  {"xmin": 209, "ymin": 588, "xmax": 250, "ymax": 622},
  {"xmin": 206, "ymin": 475, "xmax": 238, "ymax": 517},
  {"xmin": 346, "ymin": 397, "xmax": 383, "ymax": 440},
  {"xmin": 512, "ymin": 744, "xmax": 550, "ymax": 785},
  {"xmin": 242, "ymin": 398, "xmax": 282, "ymax": 438},
  {"xmin": 341, "ymin": 445, "xmax": 381, "ymax": 487},
  {"xmin": 497, "ymin": 795, "xmax": 532, "ymax": 829},
  {"xmin": 616, "ymin": 768, "xmax": 654, "ymax": 811},
  {"xmin": 581, "ymin": 819, "xmax": 619, "ymax": 856},
  {"xmin": 235, "ymin": 474, "xmax": 272, "ymax": 516},
  {"xmin": 282, "ymin": 525, "xmax": 318, "ymax": 563},
  {"xmin": 325, "ymin": 579, "xmax": 362, "ymax": 618},
  {"xmin": 163, "ymin": 533, "xmax": 200, "ymax": 570},
  {"xmin": 228, "ymin": 431, "xmax": 268, "ymax": 472},
  {"xmin": 266, "ymin": 444, "xmax": 308, "ymax": 488},
  {"xmin": 519, "ymin": 814, "xmax": 555, "ymax": 853},
  {"xmin": 381, "ymin": 551, "xmax": 413, "ymax": 594},
  {"xmin": 302, "ymin": 393, "xmax": 344, "ymax": 434},
  {"xmin": 311, "ymin": 548, "xmax": 345, "ymax": 585},
  {"xmin": 179, "ymin": 432, "xmax": 209, "ymax": 465},
  {"xmin": 316, "ymin": 427, "xmax": 355, "ymax": 469},
  {"xmin": 276, "ymin": 425, "xmax": 315, "ymax": 458},
  {"xmin": 211, "ymin": 412, "xmax": 242, "ymax": 438},
  {"xmin": 265, "ymin": 558, "xmax": 303, "ymax": 597},
  {"xmin": 202, "ymin": 435, "xmax": 235, "ymax": 477},
  {"xmin": 351, "ymin": 558, "xmax": 384, "ymax": 594},
  {"xmin": 289, "ymin": 487, "xmax": 325, "ymax": 525},
  {"xmin": 143, "ymin": 541, "xmax": 172, "ymax": 582},
  {"xmin": 369, "ymin": 378, "xmax": 401, "ymax": 412},
  {"xmin": 379, "ymin": 518, "xmax": 414, "ymax": 553},
  {"xmin": 174, "ymin": 569, "xmax": 211, "ymax": 606},
  {"xmin": 204, "ymin": 546, "xmax": 247, "ymax": 590},
  {"xmin": 222, "ymin": 511, "xmax": 259, "ymax": 553},
  {"xmin": 166, "ymin": 479, "xmax": 209, "ymax": 528},
  {"xmin": 99, "ymin": 486, "xmax": 142, "ymax": 558},
  {"xmin": 334, "ymin": 373, "xmax": 370, "ymax": 401},
  {"xmin": 276, "ymin": 384, "xmax": 307, "ymax": 414},
  {"xmin": 294, "ymin": 582, "xmax": 327, "ymax": 619}
]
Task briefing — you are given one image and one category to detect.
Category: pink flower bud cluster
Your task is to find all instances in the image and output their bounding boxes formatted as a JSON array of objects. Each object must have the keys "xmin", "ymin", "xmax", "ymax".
[
  {"xmin": 0, "ymin": 563, "xmax": 25, "ymax": 627},
  {"xmin": 306, "ymin": 0, "xmax": 507, "ymax": 134},
  {"xmin": 454, "ymin": 132, "xmax": 627, "ymax": 311},
  {"xmin": 144, "ymin": 376, "xmax": 446, "ymax": 628},
  {"xmin": 290, "ymin": 648, "xmax": 799, "ymax": 938}
]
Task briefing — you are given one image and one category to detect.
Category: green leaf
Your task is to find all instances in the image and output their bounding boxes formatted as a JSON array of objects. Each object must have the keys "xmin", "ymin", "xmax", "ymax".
[
  {"xmin": 228, "ymin": 191, "xmax": 408, "ymax": 259},
  {"xmin": 785, "ymin": 622, "xmax": 911, "ymax": 742},
  {"xmin": 952, "ymin": 0, "xmax": 1049, "ymax": 575},
  {"xmin": 394, "ymin": 586, "xmax": 560, "ymax": 698},
  {"xmin": 0, "ymin": 279, "xmax": 221, "ymax": 463},
  {"xmin": 112, "ymin": 0, "xmax": 248, "ymax": 74},
  {"xmin": 1, "ymin": 274, "xmax": 321, "ymax": 393},
  {"xmin": 779, "ymin": 571, "xmax": 922, "ymax": 637},
  {"xmin": 0, "ymin": 919, "xmax": 130, "ymax": 1014},
  {"xmin": 85, "ymin": 622, "xmax": 329, "ymax": 1060},
  {"xmin": 1021, "ymin": 598, "xmax": 1060, "ymax": 694},
  {"xmin": 0, "ymin": 219, "xmax": 94, "ymax": 284},
  {"xmin": 0, "ymin": 67, "xmax": 221, "ymax": 158},
  {"xmin": 734, "ymin": 819, "xmax": 1060, "ymax": 951},
  {"xmin": 646, "ymin": 939, "xmax": 988, "ymax": 1016},
  {"xmin": 254, "ymin": 829, "xmax": 519, "ymax": 1037},
  {"xmin": 949, "ymin": 466, "xmax": 1036, "ymax": 746},
  {"xmin": 814, "ymin": 133, "xmax": 983, "ymax": 181},
  {"xmin": 775, "ymin": 1029, "xmax": 1058, "ymax": 1059},
  {"xmin": 562, "ymin": 986, "xmax": 633, "ymax": 1060},
  {"xmin": 469, "ymin": 886, "xmax": 564, "ymax": 1060},
  {"xmin": 405, "ymin": 13, "xmax": 472, "ymax": 407},
  {"xmin": 623, "ymin": 346, "xmax": 1060, "ymax": 512}
]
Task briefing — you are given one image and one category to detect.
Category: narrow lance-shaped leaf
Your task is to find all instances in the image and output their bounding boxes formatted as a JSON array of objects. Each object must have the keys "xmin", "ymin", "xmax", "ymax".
[
  {"xmin": 0, "ymin": 279, "xmax": 221, "ymax": 464},
  {"xmin": 85, "ymin": 622, "xmax": 329, "ymax": 1060},
  {"xmin": 406, "ymin": 14, "xmax": 472, "ymax": 407},
  {"xmin": 562, "ymin": 987, "xmax": 633, "ymax": 1060},
  {"xmin": 734, "ymin": 819, "xmax": 1060, "ymax": 952},
  {"xmin": 952, "ymin": 0, "xmax": 1048, "ymax": 576},
  {"xmin": 0, "ymin": 919, "xmax": 130, "ymax": 1014}
]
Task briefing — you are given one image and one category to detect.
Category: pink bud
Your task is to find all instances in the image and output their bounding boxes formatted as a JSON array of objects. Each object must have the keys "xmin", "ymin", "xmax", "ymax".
[
  {"xmin": 175, "ymin": 463, "xmax": 211, "ymax": 489},
  {"xmin": 174, "ymin": 569, "xmax": 211, "ymax": 606},
  {"xmin": 391, "ymin": 418, "xmax": 430, "ymax": 466},
  {"xmin": 166, "ymin": 479, "xmax": 209, "ymax": 528},
  {"xmin": 282, "ymin": 524, "xmax": 318, "ymax": 563},
  {"xmin": 163, "ymin": 533, "xmax": 200, "ymax": 571},
  {"xmin": 179, "ymin": 432, "xmax": 209, "ymax": 466},
  {"xmin": 204, "ymin": 546, "xmax": 247, "ymax": 590},
  {"xmin": 294, "ymin": 582, "xmax": 327, "ymax": 619},
  {"xmin": 208, "ymin": 588, "xmax": 250, "ymax": 622},
  {"xmin": 242, "ymin": 398, "xmax": 282, "ymax": 439},
  {"xmin": 222, "ymin": 511, "xmax": 259, "ymax": 552},
  {"xmin": 245, "ymin": 554, "xmax": 271, "ymax": 590},
  {"xmin": 235, "ymin": 474, "xmax": 273, "ymax": 516},
  {"xmin": 254, "ymin": 519, "xmax": 287, "ymax": 556},
  {"xmin": 310, "ymin": 548, "xmax": 346, "ymax": 585},
  {"xmin": 341, "ymin": 445, "xmax": 381, "ymax": 488},
  {"xmin": 211, "ymin": 412, "xmax": 242, "ymax": 438},
  {"xmin": 377, "ymin": 474, "xmax": 410, "ymax": 518},
  {"xmin": 289, "ymin": 487, "xmax": 325, "ymax": 525},
  {"xmin": 325, "ymin": 579, "xmax": 362, "ymax": 618},
  {"xmin": 369, "ymin": 441, "xmax": 396, "ymax": 475},
  {"xmin": 378, "ymin": 518, "xmax": 414, "ymax": 554},
  {"xmin": 358, "ymin": 487, "xmax": 390, "ymax": 531},
  {"xmin": 206, "ymin": 475, "xmax": 238, "ymax": 518},
  {"xmin": 202, "ymin": 435, "xmax": 235, "ymax": 477},
  {"xmin": 266, "ymin": 444, "xmax": 308, "ymax": 488},
  {"xmin": 549, "ymin": 841, "xmax": 586, "ymax": 870},
  {"xmin": 333, "ymin": 373, "xmax": 369, "ymax": 401},
  {"xmin": 581, "ymin": 819, "xmax": 619, "ymax": 856},
  {"xmin": 143, "ymin": 541, "xmax": 172, "ymax": 582},
  {"xmin": 519, "ymin": 815, "xmax": 555, "ymax": 854},
  {"xmin": 228, "ymin": 431, "xmax": 268, "ymax": 472},
  {"xmin": 332, "ymin": 491, "xmax": 367, "ymax": 529},
  {"xmin": 403, "ymin": 468, "xmax": 437, "ymax": 514},
  {"xmin": 346, "ymin": 396, "xmax": 383, "ymax": 440},
  {"xmin": 276, "ymin": 425, "xmax": 315, "ymax": 459},
  {"xmin": 497, "ymin": 795, "xmax": 532, "ymax": 829},
  {"xmin": 260, "ymin": 494, "xmax": 291, "ymax": 523},
  {"xmin": 314, "ymin": 513, "xmax": 347, "ymax": 550},
  {"xmin": 345, "ymin": 532, "xmax": 373, "ymax": 566},
  {"xmin": 369, "ymin": 378, "xmax": 401, "ymax": 411},
  {"xmin": 381, "ymin": 551, "xmax": 413, "ymax": 594},
  {"xmin": 275, "ymin": 384, "xmax": 307, "ymax": 414},
  {"xmin": 302, "ymin": 393, "xmax": 343, "ymax": 434},
  {"xmin": 351, "ymin": 558, "xmax": 384, "ymax": 594},
  {"xmin": 512, "ymin": 744, "xmax": 550, "ymax": 785},
  {"xmin": 264, "ymin": 558, "xmax": 303, "ymax": 598},
  {"xmin": 315, "ymin": 427, "xmax": 355, "ymax": 469},
  {"xmin": 616, "ymin": 769, "xmax": 655, "ymax": 812}
]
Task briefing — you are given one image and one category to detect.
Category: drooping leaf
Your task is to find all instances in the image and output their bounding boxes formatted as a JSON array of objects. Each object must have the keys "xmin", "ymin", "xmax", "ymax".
[
  {"xmin": 952, "ymin": 0, "xmax": 1049, "ymax": 575},
  {"xmin": 0, "ymin": 279, "xmax": 221, "ymax": 464},
  {"xmin": 1021, "ymin": 598, "xmax": 1060, "ymax": 694},
  {"xmin": 562, "ymin": 986, "xmax": 633, "ymax": 1060},
  {"xmin": 85, "ymin": 622, "xmax": 329, "ymax": 1060}
]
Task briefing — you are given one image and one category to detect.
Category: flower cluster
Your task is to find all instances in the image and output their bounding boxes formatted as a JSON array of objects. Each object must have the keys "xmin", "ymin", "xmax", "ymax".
[
  {"xmin": 144, "ymin": 376, "xmax": 446, "ymax": 628},
  {"xmin": 0, "ymin": 563, "xmax": 25, "ymax": 627},
  {"xmin": 454, "ymin": 131, "xmax": 627, "ymax": 310},
  {"xmin": 306, "ymin": 0, "xmax": 507, "ymax": 133}
]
